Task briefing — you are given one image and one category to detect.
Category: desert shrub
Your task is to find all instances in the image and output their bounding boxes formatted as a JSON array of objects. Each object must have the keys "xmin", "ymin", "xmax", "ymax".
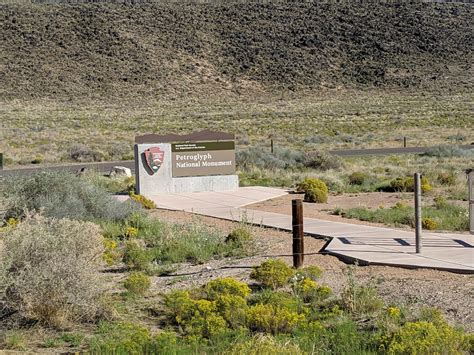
[
  {"xmin": 389, "ymin": 176, "xmax": 432, "ymax": 193},
  {"xmin": 304, "ymin": 186, "xmax": 328, "ymax": 203},
  {"xmin": 103, "ymin": 238, "xmax": 121, "ymax": 266},
  {"xmin": 2, "ymin": 331, "xmax": 27, "ymax": 350},
  {"xmin": 422, "ymin": 217, "xmax": 438, "ymax": 230},
  {"xmin": 249, "ymin": 290, "xmax": 301, "ymax": 314},
  {"xmin": 215, "ymin": 294, "xmax": 249, "ymax": 328},
  {"xmin": 323, "ymin": 318, "xmax": 375, "ymax": 354},
  {"xmin": 225, "ymin": 334, "xmax": 304, "ymax": 355},
  {"xmin": 297, "ymin": 265, "xmax": 323, "ymax": 280},
  {"xmin": 250, "ymin": 260, "xmax": 296, "ymax": 290},
  {"xmin": 236, "ymin": 147, "xmax": 303, "ymax": 171},
  {"xmin": 296, "ymin": 177, "xmax": 328, "ymax": 194},
  {"xmin": 302, "ymin": 151, "xmax": 341, "ymax": 171},
  {"xmin": 85, "ymin": 173, "xmax": 136, "ymax": 194},
  {"xmin": 348, "ymin": 171, "xmax": 369, "ymax": 185},
  {"xmin": 246, "ymin": 303, "xmax": 304, "ymax": 334},
  {"xmin": 437, "ymin": 172, "xmax": 457, "ymax": 186},
  {"xmin": 89, "ymin": 322, "xmax": 152, "ymax": 354},
  {"xmin": 381, "ymin": 320, "xmax": 471, "ymax": 354},
  {"xmin": 0, "ymin": 215, "xmax": 106, "ymax": 327},
  {"xmin": 68, "ymin": 143, "xmax": 105, "ymax": 162},
  {"xmin": 3, "ymin": 171, "xmax": 141, "ymax": 221},
  {"xmin": 423, "ymin": 145, "xmax": 474, "ymax": 158},
  {"xmin": 433, "ymin": 196, "xmax": 448, "ymax": 209},
  {"xmin": 129, "ymin": 193, "xmax": 157, "ymax": 209},
  {"xmin": 292, "ymin": 278, "xmax": 332, "ymax": 304},
  {"xmin": 123, "ymin": 240, "xmax": 152, "ymax": 271},
  {"xmin": 205, "ymin": 278, "xmax": 251, "ymax": 300},
  {"xmin": 124, "ymin": 226, "xmax": 139, "ymax": 238},
  {"xmin": 225, "ymin": 225, "xmax": 255, "ymax": 253},
  {"xmin": 124, "ymin": 272, "xmax": 151, "ymax": 296},
  {"xmin": 341, "ymin": 268, "xmax": 383, "ymax": 317}
]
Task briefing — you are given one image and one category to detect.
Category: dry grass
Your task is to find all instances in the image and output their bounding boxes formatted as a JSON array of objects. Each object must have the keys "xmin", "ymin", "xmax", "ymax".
[{"xmin": 1, "ymin": 91, "xmax": 472, "ymax": 165}]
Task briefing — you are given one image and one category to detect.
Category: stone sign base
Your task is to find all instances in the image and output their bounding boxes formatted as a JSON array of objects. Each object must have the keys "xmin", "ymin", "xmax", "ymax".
[{"xmin": 135, "ymin": 143, "xmax": 239, "ymax": 196}]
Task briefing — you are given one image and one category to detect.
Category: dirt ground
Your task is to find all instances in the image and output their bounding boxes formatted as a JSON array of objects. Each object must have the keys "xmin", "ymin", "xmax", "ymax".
[
  {"xmin": 147, "ymin": 209, "xmax": 474, "ymax": 331},
  {"xmin": 246, "ymin": 192, "xmax": 414, "ymax": 228}
]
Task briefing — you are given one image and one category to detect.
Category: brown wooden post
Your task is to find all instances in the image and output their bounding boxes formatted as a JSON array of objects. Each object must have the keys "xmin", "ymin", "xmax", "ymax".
[
  {"xmin": 414, "ymin": 172, "xmax": 422, "ymax": 253},
  {"xmin": 271, "ymin": 139, "xmax": 274, "ymax": 154},
  {"xmin": 403, "ymin": 136, "xmax": 407, "ymax": 148},
  {"xmin": 0, "ymin": 153, "xmax": 3, "ymax": 170},
  {"xmin": 292, "ymin": 199, "xmax": 304, "ymax": 268}
]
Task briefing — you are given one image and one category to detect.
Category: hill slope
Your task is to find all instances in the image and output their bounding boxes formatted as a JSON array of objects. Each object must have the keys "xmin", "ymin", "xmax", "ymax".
[{"xmin": 0, "ymin": 2, "xmax": 472, "ymax": 99}]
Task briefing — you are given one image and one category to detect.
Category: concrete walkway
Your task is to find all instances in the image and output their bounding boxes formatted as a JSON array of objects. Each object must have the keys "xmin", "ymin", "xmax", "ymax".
[{"xmin": 148, "ymin": 187, "xmax": 474, "ymax": 274}]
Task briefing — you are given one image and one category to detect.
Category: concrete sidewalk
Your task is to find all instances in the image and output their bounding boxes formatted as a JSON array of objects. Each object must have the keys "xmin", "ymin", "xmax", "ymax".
[{"xmin": 147, "ymin": 187, "xmax": 474, "ymax": 274}]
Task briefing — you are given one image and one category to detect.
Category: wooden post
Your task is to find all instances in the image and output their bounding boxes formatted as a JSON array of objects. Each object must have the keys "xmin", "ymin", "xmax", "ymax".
[
  {"xmin": 414, "ymin": 173, "xmax": 422, "ymax": 253},
  {"xmin": 271, "ymin": 139, "xmax": 274, "ymax": 154},
  {"xmin": 467, "ymin": 169, "xmax": 473, "ymax": 235},
  {"xmin": 292, "ymin": 199, "xmax": 304, "ymax": 268},
  {"xmin": 0, "ymin": 153, "xmax": 3, "ymax": 170},
  {"xmin": 403, "ymin": 136, "xmax": 407, "ymax": 148}
]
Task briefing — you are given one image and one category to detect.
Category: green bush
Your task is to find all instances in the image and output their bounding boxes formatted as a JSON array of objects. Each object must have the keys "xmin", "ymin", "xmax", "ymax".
[
  {"xmin": 389, "ymin": 176, "xmax": 432, "ymax": 193},
  {"xmin": 215, "ymin": 294, "xmax": 249, "ymax": 329},
  {"xmin": 302, "ymin": 151, "xmax": 341, "ymax": 171},
  {"xmin": 0, "ymin": 215, "xmax": 106, "ymax": 327},
  {"xmin": 130, "ymin": 193, "xmax": 157, "ymax": 209},
  {"xmin": 296, "ymin": 177, "xmax": 328, "ymax": 194},
  {"xmin": 292, "ymin": 278, "xmax": 332, "ymax": 304},
  {"xmin": 123, "ymin": 240, "xmax": 152, "ymax": 271},
  {"xmin": 341, "ymin": 268, "xmax": 383, "ymax": 317},
  {"xmin": 124, "ymin": 272, "xmax": 151, "ymax": 296},
  {"xmin": 297, "ymin": 265, "xmax": 324, "ymax": 281},
  {"xmin": 249, "ymin": 290, "xmax": 300, "ymax": 313},
  {"xmin": 246, "ymin": 303, "xmax": 304, "ymax": 334},
  {"xmin": 3, "ymin": 171, "xmax": 141, "ymax": 221},
  {"xmin": 304, "ymin": 187, "xmax": 328, "ymax": 203},
  {"xmin": 348, "ymin": 171, "xmax": 369, "ymax": 185},
  {"xmin": 437, "ymin": 172, "xmax": 457, "ymax": 186},
  {"xmin": 250, "ymin": 260, "xmax": 296, "ymax": 290},
  {"xmin": 89, "ymin": 322, "xmax": 152, "ymax": 354},
  {"xmin": 226, "ymin": 335, "xmax": 304, "ymax": 354},
  {"xmin": 422, "ymin": 217, "xmax": 438, "ymax": 230},
  {"xmin": 225, "ymin": 226, "xmax": 255, "ymax": 253},
  {"xmin": 205, "ymin": 278, "xmax": 251, "ymax": 300},
  {"xmin": 236, "ymin": 147, "xmax": 304, "ymax": 171}
]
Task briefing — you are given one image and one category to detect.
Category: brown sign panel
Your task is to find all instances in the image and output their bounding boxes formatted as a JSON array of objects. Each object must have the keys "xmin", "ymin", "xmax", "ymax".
[{"xmin": 171, "ymin": 141, "xmax": 235, "ymax": 177}]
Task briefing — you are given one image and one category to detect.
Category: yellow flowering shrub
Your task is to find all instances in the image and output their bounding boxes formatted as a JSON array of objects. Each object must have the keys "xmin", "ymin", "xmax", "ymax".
[
  {"xmin": 123, "ymin": 272, "xmax": 151, "ymax": 296},
  {"xmin": 383, "ymin": 320, "xmax": 470, "ymax": 354},
  {"xmin": 215, "ymin": 294, "xmax": 248, "ymax": 328},
  {"xmin": 250, "ymin": 260, "xmax": 295, "ymax": 290},
  {"xmin": 124, "ymin": 226, "xmax": 139, "ymax": 238},
  {"xmin": 246, "ymin": 304, "xmax": 305, "ymax": 334},
  {"xmin": 102, "ymin": 238, "xmax": 121, "ymax": 266},
  {"xmin": 129, "ymin": 193, "xmax": 157, "ymax": 209},
  {"xmin": 205, "ymin": 277, "xmax": 251, "ymax": 300}
]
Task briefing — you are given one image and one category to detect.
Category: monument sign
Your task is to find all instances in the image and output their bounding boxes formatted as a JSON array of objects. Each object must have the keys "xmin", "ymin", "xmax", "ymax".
[{"xmin": 134, "ymin": 130, "xmax": 238, "ymax": 196}]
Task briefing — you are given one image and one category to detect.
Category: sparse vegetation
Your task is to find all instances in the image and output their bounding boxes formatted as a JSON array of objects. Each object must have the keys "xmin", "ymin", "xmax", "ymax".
[
  {"xmin": 2, "ymin": 171, "xmax": 140, "ymax": 222},
  {"xmin": 336, "ymin": 199, "xmax": 468, "ymax": 231}
]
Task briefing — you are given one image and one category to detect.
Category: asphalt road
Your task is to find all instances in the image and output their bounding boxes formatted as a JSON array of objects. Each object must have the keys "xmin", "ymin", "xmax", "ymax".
[{"xmin": 0, "ymin": 145, "xmax": 472, "ymax": 177}]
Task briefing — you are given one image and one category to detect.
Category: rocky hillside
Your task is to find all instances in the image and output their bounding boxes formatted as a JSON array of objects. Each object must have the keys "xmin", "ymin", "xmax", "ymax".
[{"xmin": 1, "ymin": 2, "xmax": 472, "ymax": 99}]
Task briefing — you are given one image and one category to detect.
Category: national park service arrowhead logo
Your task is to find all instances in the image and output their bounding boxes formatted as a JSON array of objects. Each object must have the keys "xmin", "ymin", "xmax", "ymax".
[{"xmin": 144, "ymin": 147, "xmax": 165, "ymax": 175}]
